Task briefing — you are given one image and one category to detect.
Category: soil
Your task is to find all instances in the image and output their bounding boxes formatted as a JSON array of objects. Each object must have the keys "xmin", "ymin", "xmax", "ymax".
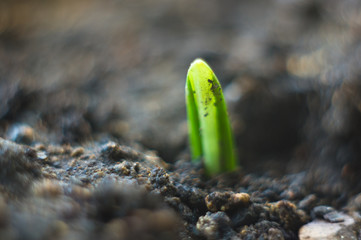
[{"xmin": 1, "ymin": 0, "xmax": 361, "ymax": 239}]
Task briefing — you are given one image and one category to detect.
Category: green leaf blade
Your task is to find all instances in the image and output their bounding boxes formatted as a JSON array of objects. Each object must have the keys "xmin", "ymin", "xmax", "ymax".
[
  {"xmin": 186, "ymin": 58, "xmax": 237, "ymax": 176},
  {"xmin": 185, "ymin": 76, "xmax": 202, "ymax": 160}
]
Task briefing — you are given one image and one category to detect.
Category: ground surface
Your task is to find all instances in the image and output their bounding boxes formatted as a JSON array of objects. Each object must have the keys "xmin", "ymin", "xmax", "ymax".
[{"xmin": 1, "ymin": 0, "xmax": 361, "ymax": 239}]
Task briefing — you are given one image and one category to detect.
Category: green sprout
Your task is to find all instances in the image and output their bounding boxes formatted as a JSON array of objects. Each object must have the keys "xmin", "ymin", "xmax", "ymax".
[{"xmin": 185, "ymin": 58, "xmax": 237, "ymax": 176}]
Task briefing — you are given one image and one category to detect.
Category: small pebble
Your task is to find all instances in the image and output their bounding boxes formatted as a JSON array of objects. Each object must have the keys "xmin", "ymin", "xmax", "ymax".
[
  {"xmin": 47, "ymin": 145, "xmax": 65, "ymax": 155},
  {"xmin": 205, "ymin": 191, "xmax": 250, "ymax": 212},
  {"xmin": 7, "ymin": 124, "xmax": 35, "ymax": 144},
  {"xmin": 70, "ymin": 147, "xmax": 85, "ymax": 157},
  {"xmin": 324, "ymin": 211, "xmax": 345, "ymax": 223},
  {"xmin": 233, "ymin": 193, "xmax": 251, "ymax": 206},
  {"xmin": 299, "ymin": 213, "xmax": 355, "ymax": 240},
  {"xmin": 101, "ymin": 141, "xmax": 139, "ymax": 161},
  {"xmin": 311, "ymin": 205, "xmax": 335, "ymax": 219},
  {"xmin": 37, "ymin": 151, "xmax": 48, "ymax": 161},
  {"xmin": 196, "ymin": 212, "xmax": 234, "ymax": 239}
]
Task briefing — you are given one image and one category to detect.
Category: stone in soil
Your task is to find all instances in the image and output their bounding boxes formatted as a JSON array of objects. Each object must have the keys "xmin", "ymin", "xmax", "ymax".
[{"xmin": 299, "ymin": 213, "xmax": 358, "ymax": 240}]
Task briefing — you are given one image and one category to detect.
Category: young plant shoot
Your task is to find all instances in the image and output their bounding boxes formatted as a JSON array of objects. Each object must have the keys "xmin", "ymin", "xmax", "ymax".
[{"xmin": 186, "ymin": 58, "xmax": 237, "ymax": 176}]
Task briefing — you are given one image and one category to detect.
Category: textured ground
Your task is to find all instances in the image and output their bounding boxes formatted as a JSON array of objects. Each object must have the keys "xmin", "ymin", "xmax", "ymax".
[{"xmin": 1, "ymin": 0, "xmax": 361, "ymax": 239}]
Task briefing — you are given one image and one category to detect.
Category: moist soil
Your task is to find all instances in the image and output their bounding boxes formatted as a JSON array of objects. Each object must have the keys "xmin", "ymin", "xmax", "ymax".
[{"xmin": 1, "ymin": 1, "xmax": 361, "ymax": 239}]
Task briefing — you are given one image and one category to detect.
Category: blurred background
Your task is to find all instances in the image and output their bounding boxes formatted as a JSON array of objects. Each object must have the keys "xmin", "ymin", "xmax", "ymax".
[{"xmin": 1, "ymin": 0, "xmax": 361, "ymax": 186}]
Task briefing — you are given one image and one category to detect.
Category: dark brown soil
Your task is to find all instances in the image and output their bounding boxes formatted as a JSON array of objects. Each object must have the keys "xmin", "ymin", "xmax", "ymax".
[{"xmin": 1, "ymin": 0, "xmax": 361, "ymax": 239}]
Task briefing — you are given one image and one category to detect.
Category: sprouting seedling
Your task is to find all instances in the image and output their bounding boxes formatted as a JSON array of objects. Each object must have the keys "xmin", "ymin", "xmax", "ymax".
[{"xmin": 185, "ymin": 58, "xmax": 237, "ymax": 176}]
